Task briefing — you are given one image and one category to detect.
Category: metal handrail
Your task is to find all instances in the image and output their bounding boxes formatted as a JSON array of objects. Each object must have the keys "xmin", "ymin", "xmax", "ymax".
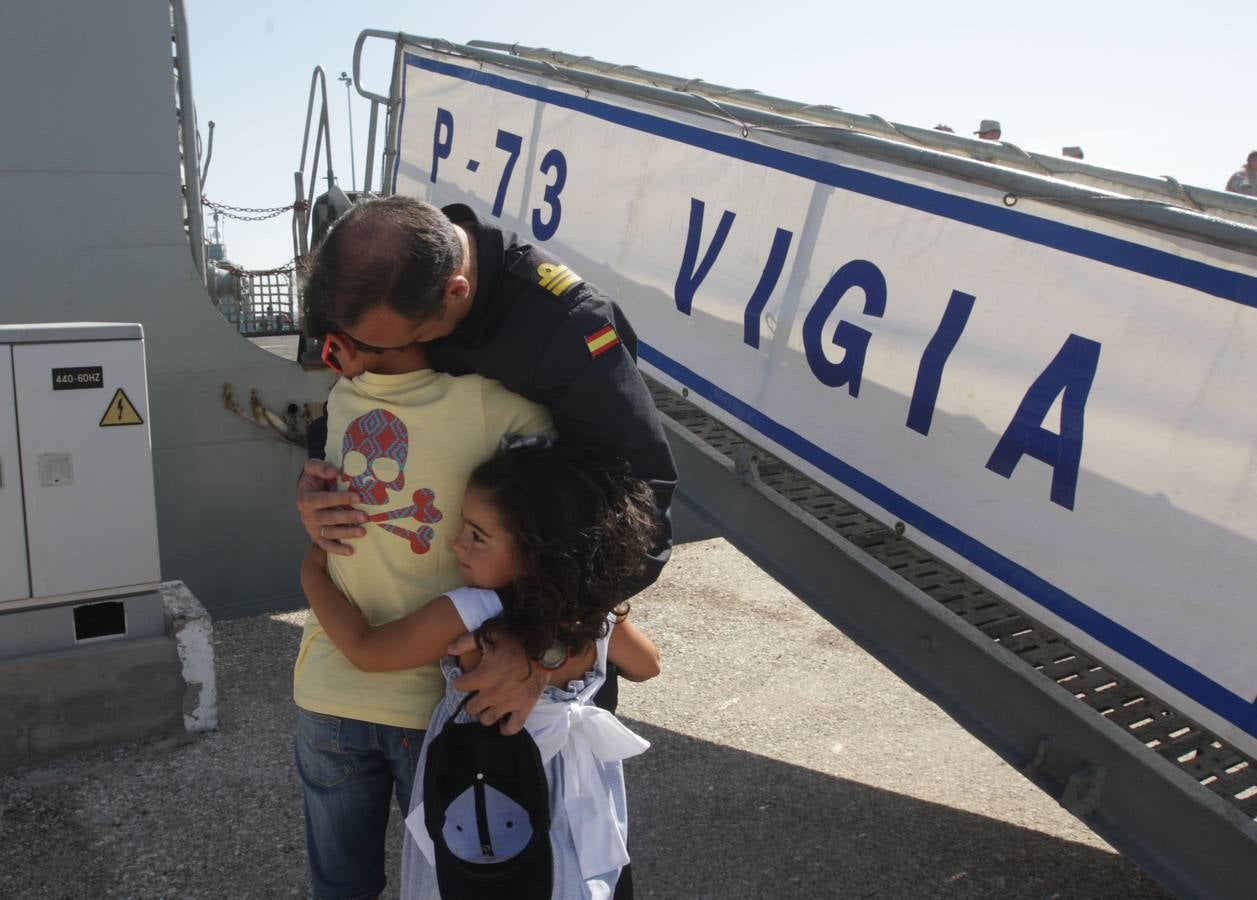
[
  {"xmin": 352, "ymin": 30, "xmax": 409, "ymax": 195},
  {"xmin": 368, "ymin": 32, "xmax": 1257, "ymax": 254},
  {"xmin": 292, "ymin": 67, "xmax": 336, "ymax": 261},
  {"xmin": 470, "ymin": 40, "xmax": 1257, "ymax": 229}
]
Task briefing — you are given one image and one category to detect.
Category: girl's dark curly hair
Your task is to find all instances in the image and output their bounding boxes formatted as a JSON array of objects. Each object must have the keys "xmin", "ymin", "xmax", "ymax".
[{"xmin": 470, "ymin": 443, "xmax": 660, "ymax": 660}]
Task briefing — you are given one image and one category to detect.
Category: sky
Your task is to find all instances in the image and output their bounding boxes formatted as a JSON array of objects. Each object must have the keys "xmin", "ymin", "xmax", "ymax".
[{"xmin": 185, "ymin": 0, "xmax": 1256, "ymax": 270}]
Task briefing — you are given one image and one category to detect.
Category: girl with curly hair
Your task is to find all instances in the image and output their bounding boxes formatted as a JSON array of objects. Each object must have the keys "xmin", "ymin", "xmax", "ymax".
[{"xmin": 300, "ymin": 441, "xmax": 661, "ymax": 898}]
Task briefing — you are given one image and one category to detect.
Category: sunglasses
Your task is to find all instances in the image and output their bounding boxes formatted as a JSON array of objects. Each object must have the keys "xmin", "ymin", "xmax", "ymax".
[
  {"xmin": 320, "ymin": 336, "xmax": 346, "ymax": 374},
  {"xmin": 338, "ymin": 331, "xmax": 420, "ymax": 354},
  {"xmin": 320, "ymin": 330, "xmax": 421, "ymax": 375}
]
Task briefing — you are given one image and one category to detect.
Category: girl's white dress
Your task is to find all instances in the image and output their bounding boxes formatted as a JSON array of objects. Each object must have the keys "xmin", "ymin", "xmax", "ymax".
[{"xmin": 400, "ymin": 587, "xmax": 649, "ymax": 900}]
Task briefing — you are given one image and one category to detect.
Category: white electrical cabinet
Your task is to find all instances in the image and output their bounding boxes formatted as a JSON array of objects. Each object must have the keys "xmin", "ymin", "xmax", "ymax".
[{"xmin": 0, "ymin": 323, "xmax": 161, "ymax": 606}]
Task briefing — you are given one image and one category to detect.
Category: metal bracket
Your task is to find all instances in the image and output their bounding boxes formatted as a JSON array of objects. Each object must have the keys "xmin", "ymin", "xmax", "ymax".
[
  {"xmin": 221, "ymin": 383, "xmax": 306, "ymax": 448},
  {"xmin": 1061, "ymin": 765, "xmax": 1107, "ymax": 818},
  {"xmin": 733, "ymin": 445, "xmax": 759, "ymax": 481},
  {"xmin": 1023, "ymin": 734, "xmax": 1057, "ymax": 777}
]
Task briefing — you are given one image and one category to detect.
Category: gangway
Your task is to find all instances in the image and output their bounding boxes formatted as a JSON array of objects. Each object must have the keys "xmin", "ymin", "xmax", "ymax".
[
  {"xmin": 651, "ymin": 376, "xmax": 1257, "ymax": 898},
  {"xmin": 344, "ymin": 32, "xmax": 1257, "ymax": 898}
]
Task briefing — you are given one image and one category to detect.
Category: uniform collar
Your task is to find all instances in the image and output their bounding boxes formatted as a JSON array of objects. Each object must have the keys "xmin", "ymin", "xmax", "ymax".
[{"xmin": 441, "ymin": 203, "xmax": 505, "ymax": 346}]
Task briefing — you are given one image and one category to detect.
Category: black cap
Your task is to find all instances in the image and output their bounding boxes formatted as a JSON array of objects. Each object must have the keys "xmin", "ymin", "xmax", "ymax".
[{"xmin": 423, "ymin": 706, "xmax": 553, "ymax": 898}]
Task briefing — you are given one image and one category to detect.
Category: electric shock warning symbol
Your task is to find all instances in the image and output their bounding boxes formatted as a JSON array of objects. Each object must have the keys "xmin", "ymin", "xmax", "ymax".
[{"xmin": 99, "ymin": 388, "xmax": 144, "ymax": 427}]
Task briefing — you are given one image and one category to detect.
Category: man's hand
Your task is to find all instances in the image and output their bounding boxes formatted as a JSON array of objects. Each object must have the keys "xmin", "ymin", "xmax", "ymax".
[
  {"xmin": 297, "ymin": 459, "xmax": 366, "ymax": 556},
  {"xmin": 449, "ymin": 632, "xmax": 546, "ymax": 735}
]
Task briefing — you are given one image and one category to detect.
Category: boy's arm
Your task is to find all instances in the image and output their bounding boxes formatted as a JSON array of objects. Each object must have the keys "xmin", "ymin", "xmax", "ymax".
[
  {"xmin": 300, "ymin": 545, "xmax": 466, "ymax": 673},
  {"xmin": 607, "ymin": 616, "xmax": 661, "ymax": 682}
]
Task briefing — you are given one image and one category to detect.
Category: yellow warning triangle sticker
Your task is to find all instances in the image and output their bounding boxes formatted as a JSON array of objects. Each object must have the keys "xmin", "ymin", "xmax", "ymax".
[{"xmin": 99, "ymin": 388, "xmax": 144, "ymax": 427}]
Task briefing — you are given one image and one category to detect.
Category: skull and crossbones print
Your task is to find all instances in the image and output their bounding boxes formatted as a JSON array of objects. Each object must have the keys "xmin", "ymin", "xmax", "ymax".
[{"xmin": 339, "ymin": 409, "xmax": 442, "ymax": 554}]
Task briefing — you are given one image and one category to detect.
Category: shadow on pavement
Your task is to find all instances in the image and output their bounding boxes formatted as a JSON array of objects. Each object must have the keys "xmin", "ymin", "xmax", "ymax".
[
  {"xmin": 0, "ymin": 610, "xmax": 1170, "ymax": 900},
  {"xmin": 623, "ymin": 718, "xmax": 1169, "ymax": 900}
]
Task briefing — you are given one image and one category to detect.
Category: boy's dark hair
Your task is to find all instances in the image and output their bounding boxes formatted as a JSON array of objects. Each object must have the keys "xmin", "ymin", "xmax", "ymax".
[
  {"xmin": 470, "ymin": 444, "xmax": 660, "ymax": 660},
  {"xmin": 300, "ymin": 196, "xmax": 463, "ymax": 340}
]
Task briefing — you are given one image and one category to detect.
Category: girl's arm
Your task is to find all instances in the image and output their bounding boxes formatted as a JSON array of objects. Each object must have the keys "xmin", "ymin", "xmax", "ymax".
[
  {"xmin": 300, "ymin": 544, "xmax": 468, "ymax": 673},
  {"xmin": 607, "ymin": 615, "xmax": 660, "ymax": 682}
]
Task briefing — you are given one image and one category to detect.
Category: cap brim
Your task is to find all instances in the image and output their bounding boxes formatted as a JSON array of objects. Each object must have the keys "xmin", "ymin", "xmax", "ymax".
[{"xmin": 434, "ymin": 835, "xmax": 553, "ymax": 900}]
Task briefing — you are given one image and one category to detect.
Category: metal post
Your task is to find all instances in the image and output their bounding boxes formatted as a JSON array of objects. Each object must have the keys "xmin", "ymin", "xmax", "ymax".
[
  {"xmin": 170, "ymin": 0, "xmax": 206, "ymax": 285},
  {"xmin": 363, "ymin": 101, "xmax": 379, "ymax": 195},
  {"xmin": 338, "ymin": 71, "xmax": 357, "ymax": 192},
  {"xmin": 200, "ymin": 120, "xmax": 216, "ymax": 188}
]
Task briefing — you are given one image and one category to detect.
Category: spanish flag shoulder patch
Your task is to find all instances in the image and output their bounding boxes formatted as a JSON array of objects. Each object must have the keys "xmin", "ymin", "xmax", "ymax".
[
  {"xmin": 537, "ymin": 262, "xmax": 582, "ymax": 297},
  {"xmin": 585, "ymin": 324, "xmax": 620, "ymax": 358}
]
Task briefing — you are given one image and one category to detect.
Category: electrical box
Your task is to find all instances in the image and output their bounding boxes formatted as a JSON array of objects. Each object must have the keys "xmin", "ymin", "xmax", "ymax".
[
  {"xmin": 0, "ymin": 323, "xmax": 161, "ymax": 610},
  {"xmin": 0, "ymin": 326, "xmax": 215, "ymax": 772}
]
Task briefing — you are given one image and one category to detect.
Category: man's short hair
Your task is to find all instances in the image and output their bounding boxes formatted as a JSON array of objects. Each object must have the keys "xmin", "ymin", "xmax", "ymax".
[
  {"xmin": 1248, "ymin": 150, "xmax": 1257, "ymax": 164},
  {"xmin": 301, "ymin": 196, "xmax": 463, "ymax": 339}
]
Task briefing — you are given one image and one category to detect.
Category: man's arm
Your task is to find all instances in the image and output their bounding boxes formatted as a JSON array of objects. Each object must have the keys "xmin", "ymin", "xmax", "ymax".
[
  {"xmin": 534, "ymin": 297, "xmax": 678, "ymax": 592},
  {"xmin": 448, "ymin": 631, "xmax": 548, "ymax": 735},
  {"xmin": 306, "ymin": 412, "xmax": 329, "ymax": 461}
]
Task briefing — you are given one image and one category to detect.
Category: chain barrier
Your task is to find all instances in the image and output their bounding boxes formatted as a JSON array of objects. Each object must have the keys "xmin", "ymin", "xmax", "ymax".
[
  {"xmin": 203, "ymin": 196, "xmax": 308, "ymax": 275},
  {"xmin": 212, "ymin": 255, "xmax": 301, "ymax": 278},
  {"xmin": 203, "ymin": 196, "xmax": 309, "ymax": 222}
]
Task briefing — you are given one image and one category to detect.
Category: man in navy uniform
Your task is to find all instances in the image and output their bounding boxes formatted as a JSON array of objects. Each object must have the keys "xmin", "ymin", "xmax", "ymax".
[
  {"xmin": 297, "ymin": 194, "xmax": 676, "ymax": 722},
  {"xmin": 297, "ymin": 196, "xmax": 673, "ymax": 900}
]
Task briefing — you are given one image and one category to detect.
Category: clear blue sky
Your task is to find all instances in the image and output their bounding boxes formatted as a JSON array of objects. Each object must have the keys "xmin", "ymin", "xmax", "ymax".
[{"xmin": 186, "ymin": 0, "xmax": 1255, "ymax": 270}]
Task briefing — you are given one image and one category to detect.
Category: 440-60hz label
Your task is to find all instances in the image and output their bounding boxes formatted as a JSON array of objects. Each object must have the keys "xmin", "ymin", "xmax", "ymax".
[{"xmin": 51, "ymin": 366, "xmax": 103, "ymax": 390}]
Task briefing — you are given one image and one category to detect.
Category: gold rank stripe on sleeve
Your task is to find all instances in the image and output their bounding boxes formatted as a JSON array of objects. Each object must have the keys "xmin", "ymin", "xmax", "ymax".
[
  {"xmin": 537, "ymin": 262, "xmax": 582, "ymax": 296},
  {"xmin": 585, "ymin": 325, "xmax": 621, "ymax": 358}
]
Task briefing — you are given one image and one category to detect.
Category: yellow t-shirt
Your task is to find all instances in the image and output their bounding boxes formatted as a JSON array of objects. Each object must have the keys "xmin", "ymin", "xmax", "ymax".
[{"xmin": 293, "ymin": 368, "xmax": 553, "ymax": 728}]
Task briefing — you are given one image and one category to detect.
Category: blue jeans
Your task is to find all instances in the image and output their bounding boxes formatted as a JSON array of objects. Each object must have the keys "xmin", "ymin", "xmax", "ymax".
[{"xmin": 295, "ymin": 709, "xmax": 425, "ymax": 900}]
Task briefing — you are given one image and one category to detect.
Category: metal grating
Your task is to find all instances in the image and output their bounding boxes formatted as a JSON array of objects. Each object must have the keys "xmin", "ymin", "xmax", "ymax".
[
  {"xmin": 216, "ymin": 269, "xmax": 299, "ymax": 336},
  {"xmin": 649, "ymin": 378, "xmax": 1257, "ymax": 821},
  {"xmin": 241, "ymin": 270, "xmax": 298, "ymax": 335}
]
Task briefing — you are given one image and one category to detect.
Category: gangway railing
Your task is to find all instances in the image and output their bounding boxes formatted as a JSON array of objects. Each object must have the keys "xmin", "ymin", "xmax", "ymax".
[
  {"xmin": 291, "ymin": 66, "xmax": 339, "ymax": 262},
  {"xmin": 469, "ymin": 40, "xmax": 1257, "ymax": 235},
  {"xmin": 368, "ymin": 34, "xmax": 1257, "ymax": 254},
  {"xmin": 350, "ymin": 30, "xmax": 403, "ymax": 196},
  {"xmin": 352, "ymin": 31, "xmax": 1257, "ymax": 233}
]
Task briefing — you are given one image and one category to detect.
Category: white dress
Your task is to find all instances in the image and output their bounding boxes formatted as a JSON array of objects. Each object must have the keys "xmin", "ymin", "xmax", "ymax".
[{"xmin": 400, "ymin": 587, "xmax": 649, "ymax": 900}]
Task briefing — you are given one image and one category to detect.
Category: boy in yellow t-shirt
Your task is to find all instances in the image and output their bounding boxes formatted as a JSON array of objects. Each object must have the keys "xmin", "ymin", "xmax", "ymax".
[{"xmin": 293, "ymin": 330, "xmax": 551, "ymax": 899}]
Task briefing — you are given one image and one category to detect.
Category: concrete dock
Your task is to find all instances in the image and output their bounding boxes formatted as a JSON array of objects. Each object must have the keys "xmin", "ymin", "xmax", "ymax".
[{"xmin": 0, "ymin": 537, "xmax": 1168, "ymax": 898}]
